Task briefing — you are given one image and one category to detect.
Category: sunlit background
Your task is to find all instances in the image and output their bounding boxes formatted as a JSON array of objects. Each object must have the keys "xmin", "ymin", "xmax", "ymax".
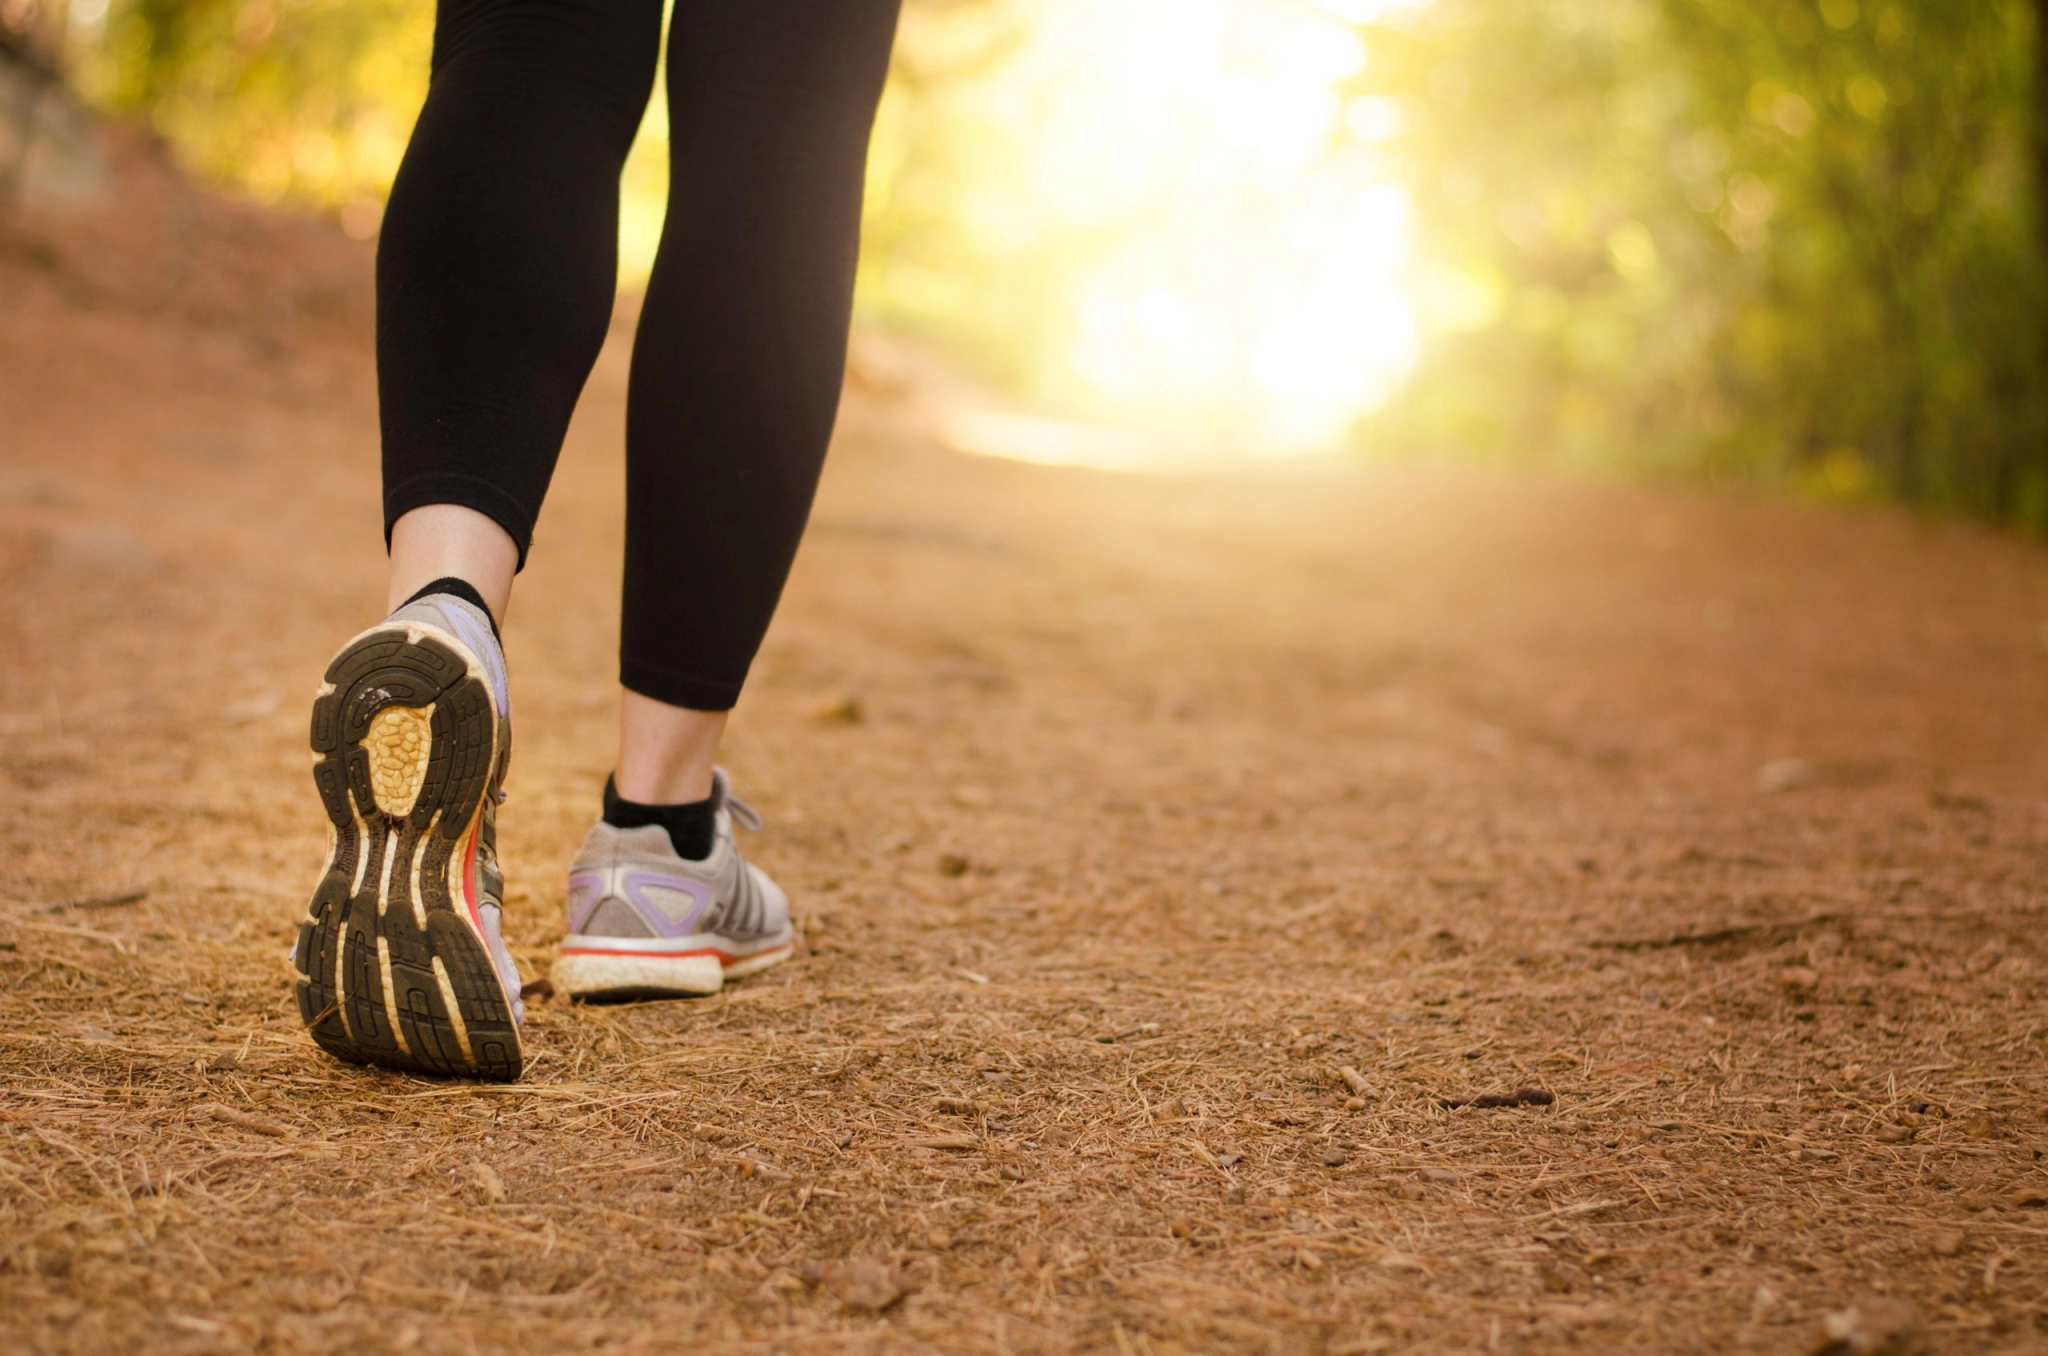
[
  {"xmin": 18, "ymin": 0, "xmax": 2048, "ymax": 516},
  {"xmin": 633, "ymin": 0, "xmax": 1425, "ymax": 460},
  {"xmin": 842, "ymin": 0, "xmax": 1423, "ymax": 457}
]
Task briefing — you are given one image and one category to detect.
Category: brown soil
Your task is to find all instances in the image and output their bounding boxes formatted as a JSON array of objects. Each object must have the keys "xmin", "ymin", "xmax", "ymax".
[{"xmin": 4, "ymin": 127, "xmax": 2048, "ymax": 1356}]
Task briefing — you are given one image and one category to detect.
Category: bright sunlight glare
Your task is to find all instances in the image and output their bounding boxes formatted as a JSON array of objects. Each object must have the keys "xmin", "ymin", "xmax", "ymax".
[
  {"xmin": 625, "ymin": 0, "xmax": 1426, "ymax": 467},
  {"xmin": 942, "ymin": 0, "xmax": 1417, "ymax": 461}
]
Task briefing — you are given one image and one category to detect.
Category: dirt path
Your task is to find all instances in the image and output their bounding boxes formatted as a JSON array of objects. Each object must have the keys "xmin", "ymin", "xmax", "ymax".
[{"xmin": 3, "ymin": 142, "xmax": 2048, "ymax": 1355}]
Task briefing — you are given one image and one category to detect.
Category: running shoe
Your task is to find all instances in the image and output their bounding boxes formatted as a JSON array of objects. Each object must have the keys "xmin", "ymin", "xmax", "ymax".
[
  {"xmin": 553, "ymin": 770, "xmax": 794, "ymax": 1000},
  {"xmin": 294, "ymin": 591, "xmax": 525, "ymax": 1080}
]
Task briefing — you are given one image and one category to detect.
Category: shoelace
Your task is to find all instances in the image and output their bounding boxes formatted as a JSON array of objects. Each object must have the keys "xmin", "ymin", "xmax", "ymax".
[{"xmin": 726, "ymin": 792, "xmax": 762, "ymax": 833}]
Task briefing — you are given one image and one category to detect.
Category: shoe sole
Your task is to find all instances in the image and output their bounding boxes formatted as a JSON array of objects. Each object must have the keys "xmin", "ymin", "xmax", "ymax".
[
  {"xmin": 294, "ymin": 622, "xmax": 523, "ymax": 1081},
  {"xmin": 553, "ymin": 935, "xmax": 794, "ymax": 1002}
]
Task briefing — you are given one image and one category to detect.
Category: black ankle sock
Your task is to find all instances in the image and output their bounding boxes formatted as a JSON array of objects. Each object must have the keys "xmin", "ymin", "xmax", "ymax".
[
  {"xmin": 603, "ymin": 774, "xmax": 719, "ymax": 861},
  {"xmin": 400, "ymin": 576, "xmax": 501, "ymax": 643}
]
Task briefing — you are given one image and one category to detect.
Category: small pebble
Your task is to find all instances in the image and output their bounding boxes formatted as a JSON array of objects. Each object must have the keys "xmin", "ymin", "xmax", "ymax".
[
  {"xmin": 1814, "ymin": 1293, "xmax": 1918, "ymax": 1355},
  {"xmin": 810, "ymin": 695, "xmax": 864, "ymax": 724}
]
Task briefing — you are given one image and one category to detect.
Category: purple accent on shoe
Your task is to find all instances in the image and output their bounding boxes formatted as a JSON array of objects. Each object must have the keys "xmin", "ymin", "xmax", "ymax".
[
  {"xmin": 621, "ymin": 872, "xmax": 715, "ymax": 938},
  {"xmin": 567, "ymin": 871, "xmax": 606, "ymax": 933}
]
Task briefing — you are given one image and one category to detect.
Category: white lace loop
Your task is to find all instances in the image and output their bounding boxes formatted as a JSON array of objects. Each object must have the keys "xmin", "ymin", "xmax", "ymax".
[
  {"xmin": 726, "ymin": 794, "xmax": 762, "ymax": 832},
  {"xmin": 713, "ymin": 767, "xmax": 763, "ymax": 832}
]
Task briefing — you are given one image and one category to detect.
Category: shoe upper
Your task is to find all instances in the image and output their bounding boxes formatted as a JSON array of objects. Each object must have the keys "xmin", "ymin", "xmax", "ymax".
[
  {"xmin": 566, "ymin": 769, "xmax": 790, "ymax": 946},
  {"xmin": 472, "ymin": 797, "xmax": 524, "ymax": 1024}
]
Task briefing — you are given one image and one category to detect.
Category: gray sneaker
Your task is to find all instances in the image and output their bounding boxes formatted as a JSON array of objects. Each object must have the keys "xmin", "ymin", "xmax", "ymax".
[
  {"xmin": 295, "ymin": 591, "xmax": 526, "ymax": 1080},
  {"xmin": 553, "ymin": 770, "xmax": 794, "ymax": 1000}
]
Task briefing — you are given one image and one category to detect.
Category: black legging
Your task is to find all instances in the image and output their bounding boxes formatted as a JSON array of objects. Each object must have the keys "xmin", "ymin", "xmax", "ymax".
[{"xmin": 377, "ymin": 0, "xmax": 901, "ymax": 711}]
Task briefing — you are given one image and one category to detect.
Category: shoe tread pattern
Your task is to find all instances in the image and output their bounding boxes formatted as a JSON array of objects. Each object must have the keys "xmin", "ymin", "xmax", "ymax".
[{"xmin": 296, "ymin": 628, "xmax": 521, "ymax": 1081}]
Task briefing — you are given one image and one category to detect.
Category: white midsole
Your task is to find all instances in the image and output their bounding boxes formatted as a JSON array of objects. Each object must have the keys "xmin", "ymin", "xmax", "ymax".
[{"xmin": 553, "ymin": 936, "xmax": 793, "ymax": 996}]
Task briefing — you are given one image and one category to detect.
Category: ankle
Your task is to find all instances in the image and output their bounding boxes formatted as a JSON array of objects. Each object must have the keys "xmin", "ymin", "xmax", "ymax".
[
  {"xmin": 603, "ymin": 774, "xmax": 718, "ymax": 860},
  {"xmin": 614, "ymin": 689, "xmax": 728, "ymax": 803},
  {"xmin": 386, "ymin": 504, "xmax": 517, "ymax": 620}
]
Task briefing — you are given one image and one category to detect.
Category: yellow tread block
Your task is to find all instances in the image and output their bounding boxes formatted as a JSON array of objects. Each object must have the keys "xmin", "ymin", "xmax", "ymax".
[{"xmin": 364, "ymin": 704, "xmax": 435, "ymax": 818}]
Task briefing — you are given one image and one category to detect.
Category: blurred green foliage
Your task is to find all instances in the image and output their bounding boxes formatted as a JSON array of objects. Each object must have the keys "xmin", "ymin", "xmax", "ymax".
[
  {"xmin": 1358, "ymin": 0, "xmax": 2048, "ymax": 525},
  {"xmin": 854, "ymin": 2, "xmax": 1043, "ymax": 391},
  {"xmin": 66, "ymin": 0, "xmax": 430, "ymax": 217},
  {"xmin": 30, "ymin": 0, "xmax": 2048, "ymax": 525}
]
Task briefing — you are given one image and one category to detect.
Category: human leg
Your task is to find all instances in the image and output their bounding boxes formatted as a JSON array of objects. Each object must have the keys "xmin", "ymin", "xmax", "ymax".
[
  {"xmin": 378, "ymin": 0, "xmax": 663, "ymax": 564},
  {"xmin": 297, "ymin": 0, "xmax": 663, "ymax": 1077},
  {"xmin": 619, "ymin": 0, "xmax": 904, "ymax": 713},
  {"xmin": 555, "ymin": 0, "xmax": 902, "ymax": 1001}
]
